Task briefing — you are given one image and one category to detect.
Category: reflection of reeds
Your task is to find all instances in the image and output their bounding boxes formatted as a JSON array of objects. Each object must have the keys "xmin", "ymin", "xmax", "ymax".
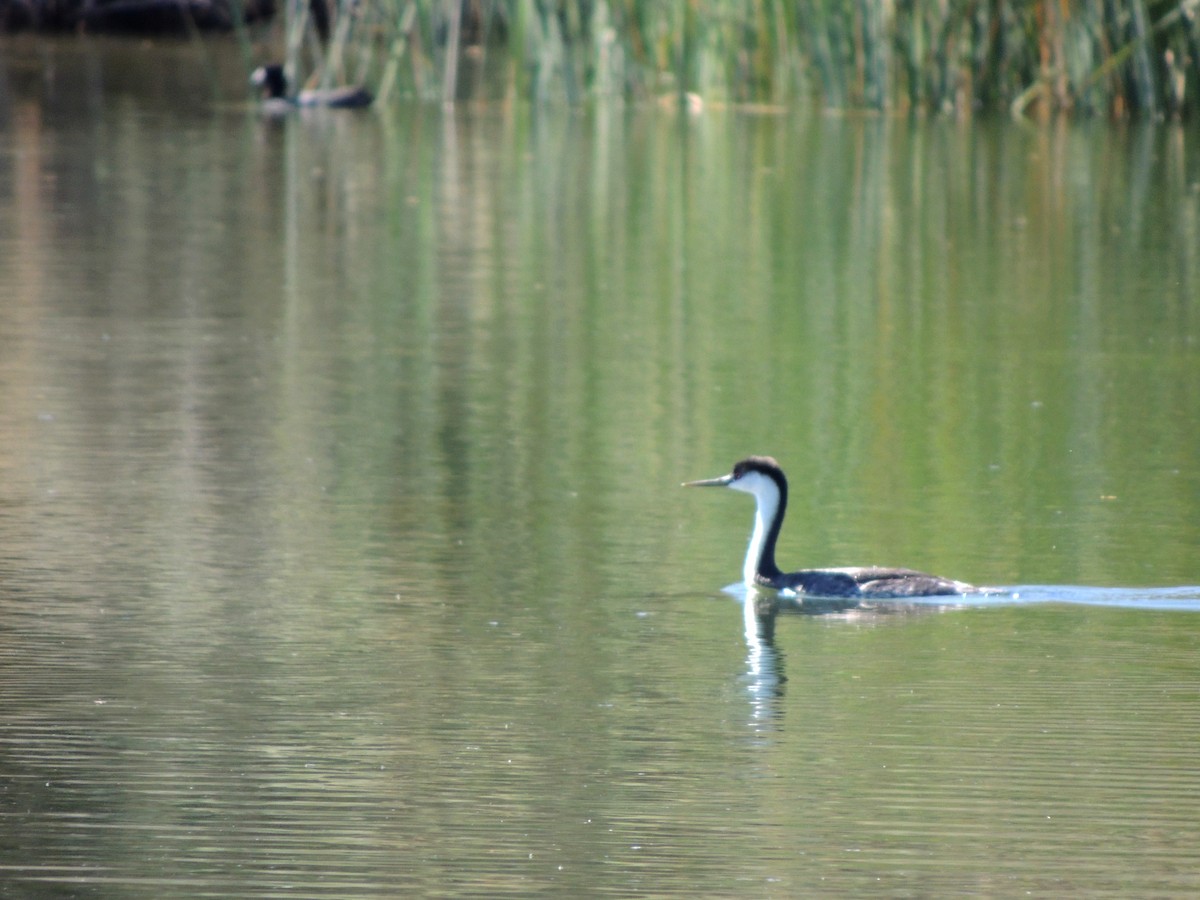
[{"xmin": 274, "ymin": 0, "xmax": 1198, "ymax": 116}]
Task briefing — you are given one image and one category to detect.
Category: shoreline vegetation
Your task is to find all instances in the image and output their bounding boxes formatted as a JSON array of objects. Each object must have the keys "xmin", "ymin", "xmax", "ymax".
[{"xmin": 2, "ymin": 0, "xmax": 1198, "ymax": 117}]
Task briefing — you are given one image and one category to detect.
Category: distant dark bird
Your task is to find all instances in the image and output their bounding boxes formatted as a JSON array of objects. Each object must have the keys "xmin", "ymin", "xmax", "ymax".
[
  {"xmin": 250, "ymin": 64, "xmax": 373, "ymax": 110},
  {"xmin": 684, "ymin": 456, "xmax": 976, "ymax": 598}
]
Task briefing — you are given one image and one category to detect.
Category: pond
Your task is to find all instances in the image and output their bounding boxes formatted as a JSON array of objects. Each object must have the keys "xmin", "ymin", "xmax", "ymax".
[{"xmin": 1, "ymin": 37, "xmax": 1198, "ymax": 896}]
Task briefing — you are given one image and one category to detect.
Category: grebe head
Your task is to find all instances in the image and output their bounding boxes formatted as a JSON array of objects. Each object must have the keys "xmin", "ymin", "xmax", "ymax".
[
  {"xmin": 684, "ymin": 457, "xmax": 788, "ymax": 586},
  {"xmin": 250, "ymin": 64, "xmax": 288, "ymax": 100},
  {"xmin": 683, "ymin": 456, "xmax": 787, "ymax": 496}
]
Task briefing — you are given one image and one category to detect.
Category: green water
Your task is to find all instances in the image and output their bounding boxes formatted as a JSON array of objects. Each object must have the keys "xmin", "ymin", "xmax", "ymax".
[{"xmin": 0, "ymin": 39, "xmax": 1198, "ymax": 896}]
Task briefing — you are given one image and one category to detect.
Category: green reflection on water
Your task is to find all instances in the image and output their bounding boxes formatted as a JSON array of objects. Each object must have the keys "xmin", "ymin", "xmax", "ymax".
[
  {"xmin": 296, "ymin": 108, "xmax": 1198, "ymax": 594},
  {"xmin": 0, "ymin": 43, "xmax": 1198, "ymax": 897}
]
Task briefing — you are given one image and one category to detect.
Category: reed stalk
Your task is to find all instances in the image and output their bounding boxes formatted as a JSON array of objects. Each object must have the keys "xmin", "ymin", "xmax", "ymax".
[
  {"xmin": 261, "ymin": 0, "xmax": 1198, "ymax": 117},
  {"xmin": 376, "ymin": 1, "xmax": 417, "ymax": 106},
  {"xmin": 441, "ymin": 0, "xmax": 461, "ymax": 103}
]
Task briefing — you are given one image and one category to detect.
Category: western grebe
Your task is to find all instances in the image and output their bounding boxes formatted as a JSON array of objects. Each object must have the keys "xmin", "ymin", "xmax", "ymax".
[
  {"xmin": 684, "ymin": 456, "xmax": 975, "ymax": 598},
  {"xmin": 250, "ymin": 65, "xmax": 374, "ymax": 110}
]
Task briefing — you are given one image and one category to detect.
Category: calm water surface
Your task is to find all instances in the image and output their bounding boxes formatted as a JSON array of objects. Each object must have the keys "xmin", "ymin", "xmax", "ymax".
[{"xmin": 1, "ymin": 39, "xmax": 1199, "ymax": 896}]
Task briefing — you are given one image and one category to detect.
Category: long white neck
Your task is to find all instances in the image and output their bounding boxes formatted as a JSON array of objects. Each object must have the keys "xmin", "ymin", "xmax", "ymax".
[
  {"xmin": 744, "ymin": 503, "xmax": 772, "ymax": 584},
  {"xmin": 731, "ymin": 472, "xmax": 781, "ymax": 585}
]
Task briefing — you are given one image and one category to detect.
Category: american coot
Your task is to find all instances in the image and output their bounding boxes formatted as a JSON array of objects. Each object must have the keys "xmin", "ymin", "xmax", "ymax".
[
  {"xmin": 684, "ymin": 456, "xmax": 977, "ymax": 598},
  {"xmin": 250, "ymin": 64, "xmax": 373, "ymax": 110}
]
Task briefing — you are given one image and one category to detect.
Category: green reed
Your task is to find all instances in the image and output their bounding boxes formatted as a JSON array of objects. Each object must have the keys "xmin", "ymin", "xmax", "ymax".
[{"xmin": 276, "ymin": 0, "xmax": 1199, "ymax": 116}]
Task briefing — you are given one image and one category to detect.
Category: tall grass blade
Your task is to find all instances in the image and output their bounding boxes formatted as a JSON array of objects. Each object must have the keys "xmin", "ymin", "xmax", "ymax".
[{"xmin": 256, "ymin": 0, "xmax": 1197, "ymax": 117}]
